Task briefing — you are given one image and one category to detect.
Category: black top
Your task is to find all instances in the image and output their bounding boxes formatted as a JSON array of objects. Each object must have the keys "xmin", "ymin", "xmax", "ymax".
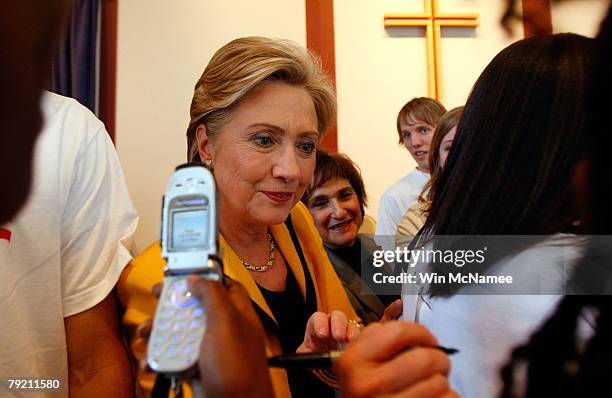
[
  {"xmin": 331, "ymin": 238, "xmax": 363, "ymax": 275},
  {"xmin": 258, "ymin": 269, "xmax": 309, "ymax": 354},
  {"xmin": 328, "ymin": 238, "xmax": 398, "ymax": 307},
  {"xmin": 258, "ymin": 270, "xmax": 334, "ymax": 398}
]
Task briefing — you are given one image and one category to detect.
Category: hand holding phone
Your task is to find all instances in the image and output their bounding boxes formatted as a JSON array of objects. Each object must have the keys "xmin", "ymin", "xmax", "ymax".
[
  {"xmin": 188, "ymin": 276, "xmax": 275, "ymax": 398},
  {"xmin": 147, "ymin": 163, "xmax": 222, "ymax": 375}
]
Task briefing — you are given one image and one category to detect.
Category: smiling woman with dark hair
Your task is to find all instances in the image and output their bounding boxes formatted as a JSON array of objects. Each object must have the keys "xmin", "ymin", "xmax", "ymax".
[{"xmin": 302, "ymin": 150, "xmax": 398, "ymax": 324}]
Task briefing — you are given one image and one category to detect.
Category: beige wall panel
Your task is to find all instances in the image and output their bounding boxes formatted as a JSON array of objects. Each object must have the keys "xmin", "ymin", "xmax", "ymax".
[{"xmin": 551, "ymin": 0, "xmax": 609, "ymax": 37}]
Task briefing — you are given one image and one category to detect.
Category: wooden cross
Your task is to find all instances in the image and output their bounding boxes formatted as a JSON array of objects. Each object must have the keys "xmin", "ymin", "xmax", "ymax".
[{"xmin": 384, "ymin": 0, "xmax": 479, "ymax": 101}]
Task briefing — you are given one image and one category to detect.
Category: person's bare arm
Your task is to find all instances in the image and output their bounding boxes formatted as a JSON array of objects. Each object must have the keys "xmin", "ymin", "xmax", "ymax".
[{"xmin": 64, "ymin": 289, "xmax": 134, "ymax": 397}]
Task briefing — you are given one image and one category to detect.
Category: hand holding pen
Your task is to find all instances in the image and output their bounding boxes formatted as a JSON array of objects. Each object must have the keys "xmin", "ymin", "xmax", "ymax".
[
  {"xmin": 326, "ymin": 321, "xmax": 458, "ymax": 398},
  {"xmin": 187, "ymin": 275, "xmax": 457, "ymax": 398},
  {"xmin": 268, "ymin": 321, "xmax": 458, "ymax": 397}
]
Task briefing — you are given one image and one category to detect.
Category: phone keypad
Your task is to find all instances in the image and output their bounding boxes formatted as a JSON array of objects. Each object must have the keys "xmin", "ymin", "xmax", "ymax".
[{"xmin": 148, "ymin": 276, "xmax": 207, "ymax": 372}]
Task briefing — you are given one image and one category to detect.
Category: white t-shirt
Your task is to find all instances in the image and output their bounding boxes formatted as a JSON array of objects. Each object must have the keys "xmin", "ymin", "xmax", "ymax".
[
  {"xmin": 0, "ymin": 92, "xmax": 138, "ymax": 397},
  {"xmin": 375, "ymin": 169, "xmax": 429, "ymax": 236},
  {"xmin": 401, "ymin": 234, "xmax": 588, "ymax": 398}
]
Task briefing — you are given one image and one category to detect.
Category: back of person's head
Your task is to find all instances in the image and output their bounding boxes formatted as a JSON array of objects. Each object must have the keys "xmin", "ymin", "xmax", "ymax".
[
  {"xmin": 302, "ymin": 150, "xmax": 367, "ymax": 218},
  {"xmin": 0, "ymin": 0, "xmax": 70, "ymax": 224},
  {"xmin": 500, "ymin": 10, "xmax": 612, "ymax": 397},
  {"xmin": 186, "ymin": 36, "xmax": 336, "ymax": 162},
  {"xmin": 584, "ymin": 20, "xmax": 612, "ymax": 235},
  {"xmin": 419, "ymin": 106, "xmax": 463, "ymax": 214},
  {"xmin": 395, "ymin": 97, "xmax": 446, "ymax": 144},
  {"xmin": 422, "ymin": 33, "xmax": 595, "ymax": 237}
]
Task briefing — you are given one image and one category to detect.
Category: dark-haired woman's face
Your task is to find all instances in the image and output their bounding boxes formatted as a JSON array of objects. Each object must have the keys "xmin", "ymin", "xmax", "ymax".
[
  {"xmin": 439, "ymin": 126, "xmax": 457, "ymax": 168},
  {"xmin": 306, "ymin": 177, "xmax": 363, "ymax": 249}
]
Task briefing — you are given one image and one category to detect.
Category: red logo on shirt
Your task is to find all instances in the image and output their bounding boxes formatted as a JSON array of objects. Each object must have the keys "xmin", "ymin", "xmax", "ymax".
[{"xmin": 0, "ymin": 228, "xmax": 11, "ymax": 242}]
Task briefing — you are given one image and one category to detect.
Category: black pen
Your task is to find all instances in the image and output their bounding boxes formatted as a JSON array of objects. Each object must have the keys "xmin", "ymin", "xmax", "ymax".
[{"xmin": 267, "ymin": 346, "xmax": 459, "ymax": 369}]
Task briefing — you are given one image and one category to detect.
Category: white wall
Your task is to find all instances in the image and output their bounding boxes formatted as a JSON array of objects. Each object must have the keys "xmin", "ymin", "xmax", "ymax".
[
  {"xmin": 334, "ymin": 0, "xmax": 517, "ymax": 222},
  {"xmin": 115, "ymin": 0, "xmax": 306, "ymax": 252},
  {"xmin": 115, "ymin": 0, "xmax": 606, "ymax": 253},
  {"xmin": 334, "ymin": 0, "xmax": 606, "ymax": 222},
  {"xmin": 551, "ymin": 0, "xmax": 610, "ymax": 36}
]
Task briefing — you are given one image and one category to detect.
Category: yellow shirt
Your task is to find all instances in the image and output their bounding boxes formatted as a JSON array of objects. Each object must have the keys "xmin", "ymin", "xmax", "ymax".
[
  {"xmin": 395, "ymin": 201, "xmax": 427, "ymax": 248},
  {"xmin": 118, "ymin": 202, "xmax": 359, "ymax": 398}
]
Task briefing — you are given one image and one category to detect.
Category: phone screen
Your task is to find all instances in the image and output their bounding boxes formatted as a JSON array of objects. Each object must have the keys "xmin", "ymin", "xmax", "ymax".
[{"xmin": 168, "ymin": 196, "xmax": 210, "ymax": 252}]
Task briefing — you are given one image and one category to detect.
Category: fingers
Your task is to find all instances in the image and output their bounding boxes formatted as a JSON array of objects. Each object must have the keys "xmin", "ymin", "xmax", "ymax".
[
  {"xmin": 372, "ymin": 347, "xmax": 451, "ymax": 394},
  {"xmin": 330, "ymin": 310, "xmax": 349, "ymax": 343},
  {"xmin": 297, "ymin": 312, "xmax": 329, "ymax": 353},
  {"xmin": 135, "ymin": 318, "xmax": 152, "ymax": 339},
  {"xmin": 139, "ymin": 357, "xmax": 149, "ymax": 372},
  {"xmin": 346, "ymin": 321, "xmax": 438, "ymax": 362},
  {"xmin": 186, "ymin": 275, "xmax": 265, "ymax": 343},
  {"xmin": 400, "ymin": 374, "xmax": 452, "ymax": 398},
  {"xmin": 151, "ymin": 283, "xmax": 162, "ymax": 299},
  {"xmin": 347, "ymin": 320, "xmax": 362, "ymax": 341},
  {"xmin": 310, "ymin": 311, "xmax": 332, "ymax": 340},
  {"xmin": 187, "ymin": 275, "xmax": 230, "ymax": 315},
  {"xmin": 307, "ymin": 310, "xmax": 352, "ymax": 344},
  {"xmin": 225, "ymin": 279, "xmax": 257, "ymax": 317},
  {"xmin": 298, "ymin": 310, "xmax": 356, "ymax": 353},
  {"xmin": 381, "ymin": 299, "xmax": 403, "ymax": 322},
  {"xmin": 298, "ymin": 311, "xmax": 338, "ymax": 352},
  {"xmin": 383, "ymin": 374, "xmax": 455, "ymax": 398},
  {"xmin": 335, "ymin": 322, "xmax": 453, "ymax": 398}
]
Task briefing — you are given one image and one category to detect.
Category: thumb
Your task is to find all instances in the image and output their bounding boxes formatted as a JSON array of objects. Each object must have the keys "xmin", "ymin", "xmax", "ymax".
[{"xmin": 187, "ymin": 275, "xmax": 228, "ymax": 313}]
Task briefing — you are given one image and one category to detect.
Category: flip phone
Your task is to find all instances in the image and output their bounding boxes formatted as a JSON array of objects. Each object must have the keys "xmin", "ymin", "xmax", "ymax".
[{"xmin": 147, "ymin": 163, "xmax": 222, "ymax": 375}]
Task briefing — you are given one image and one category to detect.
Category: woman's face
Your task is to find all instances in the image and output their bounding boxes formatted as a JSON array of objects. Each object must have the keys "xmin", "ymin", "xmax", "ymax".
[
  {"xmin": 438, "ymin": 126, "xmax": 457, "ymax": 169},
  {"xmin": 306, "ymin": 177, "xmax": 363, "ymax": 249},
  {"xmin": 199, "ymin": 81, "xmax": 319, "ymax": 228}
]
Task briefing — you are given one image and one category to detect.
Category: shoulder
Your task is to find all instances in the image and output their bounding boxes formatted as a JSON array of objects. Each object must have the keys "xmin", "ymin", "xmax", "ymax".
[
  {"xmin": 397, "ymin": 204, "xmax": 425, "ymax": 236},
  {"xmin": 382, "ymin": 170, "xmax": 427, "ymax": 198},
  {"xmin": 407, "ymin": 168, "xmax": 429, "ymax": 182},
  {"xmin": 41, "ymin": 91, "xmax": 106, "ymax": 144},
  {"xmin": 43, "ymin": 91, "xmax": 101, "ymax": 124},
  {"xmin": 117, "ymin": 242, "xmax": 164, "ymax": 308},
  {"xmin": 502, "ymin": 234, "xmax": 587, "ymax": 269},
  {"xmin": 381, "ymin": 175, "xmax": 408, "ymax": 198},
  {"xmin": 130, "ymin": 241, "xmax": 164, "ymax": 269},
  {"xmin": 359, "ymin": 235, "xmax": 382, "ymax": 253}
]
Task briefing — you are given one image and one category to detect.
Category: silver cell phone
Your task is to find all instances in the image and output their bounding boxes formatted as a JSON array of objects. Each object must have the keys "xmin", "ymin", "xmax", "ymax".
[{"xmin": 147, "ymin": 163, "xmax": 223, "ymax": 375}]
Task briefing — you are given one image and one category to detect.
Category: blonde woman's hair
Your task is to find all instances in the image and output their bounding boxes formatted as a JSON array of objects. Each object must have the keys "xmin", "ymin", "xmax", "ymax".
[{"xmin": 186, "ymin": 36, "xmax": 337, "ymax": 162}]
